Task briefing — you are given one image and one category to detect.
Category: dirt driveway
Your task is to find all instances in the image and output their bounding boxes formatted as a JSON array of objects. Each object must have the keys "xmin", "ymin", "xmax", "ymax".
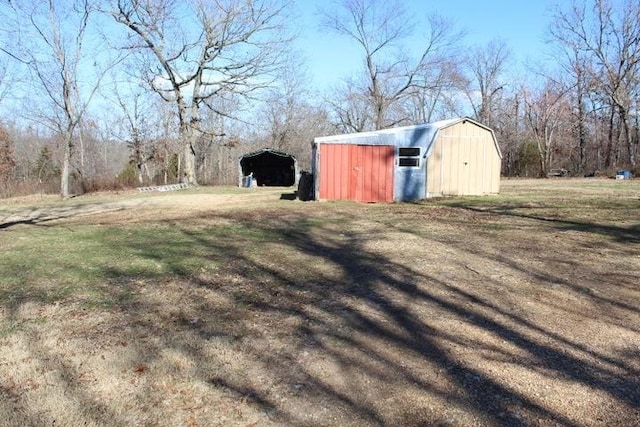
[{"xmin": 0, "ymin": 187, "xmax": 290, "ymax": 227}]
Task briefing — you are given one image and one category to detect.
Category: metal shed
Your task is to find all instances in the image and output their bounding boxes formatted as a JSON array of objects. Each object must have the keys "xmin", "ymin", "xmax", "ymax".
[
  {"xmin": 238, "ymin": 148, "xmax": 298, "ymax": 187},
  {"xmin": 312, "ymin": 118, "xmax": 502, "ymax": 202}
]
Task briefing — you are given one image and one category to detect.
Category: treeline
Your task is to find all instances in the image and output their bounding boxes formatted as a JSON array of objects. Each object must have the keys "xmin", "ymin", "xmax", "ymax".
[{"xmin": 0, "ymin": 0, "xmax": 638, "ymax": 198}]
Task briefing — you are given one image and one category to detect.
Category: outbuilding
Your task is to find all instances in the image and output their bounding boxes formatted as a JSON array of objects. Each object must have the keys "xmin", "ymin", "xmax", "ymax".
[
  {"xmin": 311, "ymin": 118, "xmax": 502, "ymax": 202},
  {"xmin": 238, "ymin": 148, "xmax": 298, "ymax": 187}
]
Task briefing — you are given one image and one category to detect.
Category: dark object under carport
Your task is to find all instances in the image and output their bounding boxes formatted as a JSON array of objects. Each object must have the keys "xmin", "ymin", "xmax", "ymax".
[
  {"xmin": 297, "ymin": 171, "xmax": 314, "ymax": 201},
  {"xmin": 238, "ymin": 148, "xmax": 298, "ymax": 187}
]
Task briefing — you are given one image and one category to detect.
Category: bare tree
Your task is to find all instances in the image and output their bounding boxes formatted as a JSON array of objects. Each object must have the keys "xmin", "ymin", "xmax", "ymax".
[
  {"xmin": 0, "ymin": 57, "xmax": 13, "ymax": 106},
  {"xmin": 0, "ymin": 0, "xmax": 114, "ymax": 197},
  {"xmin": 258, "ymin": 67, "xmax": 332, "ymax": 168},
  {"xmin": 463, "ymin": 39, "xmax": 512, "ymax": 127},
  {"xmin": 522, "ymin": 81, "xmax": 571, "ymax": 176},
  {"xmin": 0, "ymin": 125, "xmax": 16, "ymax": 197},
  {"xmin": 321, "ymin": 0, "xmax": 462, "ymax": 130},
  {"xmin": 406, "ymin": 58, "xmax": 466, "ymax": 123},
  {"xmin": 112, "ymin": 86, "xmax": 156, "ymax": 185},
  {"xmin": 553, "ymin": 47, "xmax": 594, "ymax": 174},
  {"xmin": 193, "ymin": 95, "xmax": 242, "ymax": 184},
  {"xmin": 110, "ymin": 0, "xmax": 294, "ymax": 185},
  {"xmin": 324, "ymin": 78, "xmax": 373, "ymax": 133},
  {"xmin": 550, "ymin": 0, "xmax": 640, "ymax": 168}
]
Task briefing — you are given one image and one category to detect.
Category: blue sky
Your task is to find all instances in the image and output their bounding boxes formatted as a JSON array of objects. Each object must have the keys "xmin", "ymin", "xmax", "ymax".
[{"xmin": 295, "ymin": 0, "xmax": 560, "ymax": 91}]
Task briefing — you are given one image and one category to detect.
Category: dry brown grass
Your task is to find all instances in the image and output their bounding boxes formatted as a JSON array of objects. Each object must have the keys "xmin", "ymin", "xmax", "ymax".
[{"xmin": 1, "ymin": 180, "xmax": 639, "ymax": 426}]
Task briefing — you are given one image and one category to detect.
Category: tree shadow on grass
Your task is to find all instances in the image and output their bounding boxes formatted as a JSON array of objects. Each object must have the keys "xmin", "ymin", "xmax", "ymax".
[
  {"xmin": 0, "ymin": 203, "xmax": 129, "ymax": 230},
  {"xmin": 447, "ymin": 203, "xmax": 640, "ymax": 244},
  {"xmin": 2, "ymin": 204, "xmax": 640, "ymax": 426},
  {"xmin": 122, "ymin": 209, "xmax": 638, "ymax": 425},
  {"xmin": 437, "ymin": 203, "xmax": 640, "ymax": 323}
]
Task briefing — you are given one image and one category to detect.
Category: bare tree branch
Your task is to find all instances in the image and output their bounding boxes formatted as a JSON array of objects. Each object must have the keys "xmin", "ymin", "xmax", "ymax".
[
  {"xmin": 1, "ymin": 0, "xmax": 120, "ymax": 197},
  {"xmin": 321, "ymin": 0, "xmax": 463, "ymax": 130},
  {"xmin": 111, "ymin": 0, "xmax": 294, "ymax": 184}
]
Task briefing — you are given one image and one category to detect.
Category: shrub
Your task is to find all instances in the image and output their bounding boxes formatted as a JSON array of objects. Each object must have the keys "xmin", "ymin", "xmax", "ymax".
[{"xmin": 117, "ymin": 162, "xmax": 139, "ymax": 188}]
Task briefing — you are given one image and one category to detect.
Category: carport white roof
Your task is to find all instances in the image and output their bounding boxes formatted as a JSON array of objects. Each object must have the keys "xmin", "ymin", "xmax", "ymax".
[{"xmin": 239, "ymin": 147, "xmax": 296, "ymax": 159}]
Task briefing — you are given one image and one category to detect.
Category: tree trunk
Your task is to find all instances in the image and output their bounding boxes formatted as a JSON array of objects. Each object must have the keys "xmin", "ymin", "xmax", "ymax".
[
  {"xmin": 60, "ymin": 132, "xmax": 72, "ymax": 198},
  {"xmin": 183, "ymin": 142, "xmax": 197, "ymax": 184},
  {"xmin": 537, "ymin": 139, "xmax": 547, "ymax": 177},
  {"xmin": 577, "ymin": 94, "xmax": 587, "ymax": 173},
  {"xmin": 633, "ymin": 109, "xmax": 640, "ymax": 167},
  {"xmin": 605, "ymin": 108, "xmax": 615, "ymax": 168},
  {"xmin": 620, "ymin": 107, "xmax": 636, "ymax": 167}
]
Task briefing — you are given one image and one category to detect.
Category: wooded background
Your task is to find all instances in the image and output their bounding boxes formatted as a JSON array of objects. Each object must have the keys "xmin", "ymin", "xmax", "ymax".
[{"xmin": 0, "ymin": 0, "xmax": 639, "ymax": 198}]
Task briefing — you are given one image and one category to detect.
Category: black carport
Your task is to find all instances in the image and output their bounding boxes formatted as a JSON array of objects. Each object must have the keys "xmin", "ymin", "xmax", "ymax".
[{"xmin": 238, "ymin": 148, "xmax": 298, "ymax": 187}]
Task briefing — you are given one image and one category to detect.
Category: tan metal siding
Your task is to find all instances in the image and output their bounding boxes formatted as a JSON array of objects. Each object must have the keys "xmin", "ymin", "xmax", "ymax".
[
  {"xmin": 426, "ymin": 121, "xmax": 501, "ymax": 196},
  {"xmin": 426, "ymin": 138, "xmax": 442, "ymax": 196}
]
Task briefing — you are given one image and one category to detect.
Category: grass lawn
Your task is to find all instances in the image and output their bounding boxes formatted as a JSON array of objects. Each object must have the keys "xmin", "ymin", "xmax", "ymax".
[{"xmin": 0, "ymin": 179, "xmax": 639, "ymax": 426}]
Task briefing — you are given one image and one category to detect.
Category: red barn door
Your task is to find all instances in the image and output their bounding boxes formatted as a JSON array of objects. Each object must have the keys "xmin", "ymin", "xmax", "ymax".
[{"xmin": 319, "ymin": 144, "xmax": 394, "ymax": 202}]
